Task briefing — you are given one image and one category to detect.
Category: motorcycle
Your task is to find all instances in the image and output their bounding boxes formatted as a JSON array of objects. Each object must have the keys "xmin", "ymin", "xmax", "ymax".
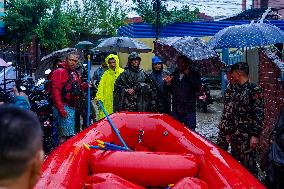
[
  {"xmin": 197, "ymin": 78, "xmax": 214, "ymax": 113},
  {"xmin": 16, "ymin": 75, "xmax": 55, "ymax": 154}
]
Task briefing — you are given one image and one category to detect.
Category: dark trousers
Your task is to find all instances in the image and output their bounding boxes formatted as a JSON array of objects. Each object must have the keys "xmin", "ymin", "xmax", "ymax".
[{"xmin": 172, "ymin": 111, "xmax": 196, "ymax": 130}]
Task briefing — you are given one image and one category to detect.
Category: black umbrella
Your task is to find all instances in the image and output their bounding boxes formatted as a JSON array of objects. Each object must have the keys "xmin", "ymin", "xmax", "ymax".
[
  {"xmin": 35, "ymin": 48, "xmax": 76, "ymax": 80},
  {"xmin": 95, "ymin": 37, "xmax": 152, "ymax": 53},
  {"xmin": 75, "ymin": 41, "xmax": 95, "ymax": 50}
]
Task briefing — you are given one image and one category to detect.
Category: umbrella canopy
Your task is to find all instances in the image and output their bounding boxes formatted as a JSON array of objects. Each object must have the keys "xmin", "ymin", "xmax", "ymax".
[
  {"xmin": 208, "ymin": 22, "xmax": 284, "ymax": 49},
  {"xmin": 35, "ymin": 48, "xmax": 76, "ymax": 79},
  {"xmin": 41, "ymin": 48, "xmax": 76, "ymax": 62},
  {"xmin": 0, "ymin": 58, "xmax": 9, "ymax": 67},
  {"xmin": 75, "ymin": 41, "xmax": 95, "ymax": 50},
  {"xmin": 95, "ymin": 37, "xmax": 152, "ymax": 53},
  {"xmin": 154, "ymin": 37, "xmax": 221, "ymax": 76}
]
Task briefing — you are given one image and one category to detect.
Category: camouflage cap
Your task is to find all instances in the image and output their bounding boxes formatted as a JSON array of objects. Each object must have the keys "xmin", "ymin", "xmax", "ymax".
[{"xmin": 128, "ymin": 52, "xmax": 141, "ymax": 62}]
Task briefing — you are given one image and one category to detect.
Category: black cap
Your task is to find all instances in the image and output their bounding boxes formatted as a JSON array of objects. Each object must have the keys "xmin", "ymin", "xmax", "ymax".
[{"xmin": 224, "ymin": 62, "xmax": 249, "ymax": 74}]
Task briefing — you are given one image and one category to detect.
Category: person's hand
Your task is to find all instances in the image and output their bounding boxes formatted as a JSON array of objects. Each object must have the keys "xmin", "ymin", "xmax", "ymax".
[
  {"xmin": 60, "ymin": 110, "xmax": 68, "ymax": 118},
  {"xmin": 13, "ymin": 86, "xmax": 19, "ymax": 96},
  {"xmin": 126, "ymin": 88, "xmax": 135, "ymax": 95},
  {"xmin": 226, "ymin": 135, "xmax": 231, "ymax": 143},
  {"xmin": 250, "ymin": 136, "xmax": 259, "ymax": 149},
  {"xmin": 163, "ymin": 75, "xmax": 173, "ymax": 85},
  {"xmin": 184, "ymin": 68, "xmax": 190, "ymax": 75}
]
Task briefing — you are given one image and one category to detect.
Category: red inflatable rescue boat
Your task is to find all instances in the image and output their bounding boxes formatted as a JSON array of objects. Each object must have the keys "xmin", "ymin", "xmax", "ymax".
[{"xmin": 34, "ymin": 112, "xmax": 265, "ymax": 189}]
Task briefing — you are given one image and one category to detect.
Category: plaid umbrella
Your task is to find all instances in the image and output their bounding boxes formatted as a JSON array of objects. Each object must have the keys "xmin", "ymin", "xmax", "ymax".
[{"xmin": 154, "ymin": 37, "xmax": 221, "ymax": 76}]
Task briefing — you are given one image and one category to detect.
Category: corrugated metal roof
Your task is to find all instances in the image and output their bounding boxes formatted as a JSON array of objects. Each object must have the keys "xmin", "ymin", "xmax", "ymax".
[{"xmin": 118, "ymin": 20, "xmax": 284, "ymax": 38}]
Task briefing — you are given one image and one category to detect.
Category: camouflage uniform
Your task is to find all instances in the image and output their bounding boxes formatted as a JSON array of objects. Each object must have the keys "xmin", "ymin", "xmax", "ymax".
[
  {"xmin": 217, "ymin": 83, "xmax": 237, "ymax": 151},
  {"xmin": 218, "ymin": 81, "xmax": 264, "ymax": 175}
]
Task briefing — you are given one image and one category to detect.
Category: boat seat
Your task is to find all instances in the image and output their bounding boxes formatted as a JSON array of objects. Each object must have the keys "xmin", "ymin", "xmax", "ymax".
[
  {"xmin": 84, "ymin": 173, "xmax": 145, "ymax": 189},
  {"xmin": 171, "ymin": 177, "xmax": 208, "ymax": 189},
  {"xmin": 88, "ymin": 150, "xmax": 200, "ymax": 187}
]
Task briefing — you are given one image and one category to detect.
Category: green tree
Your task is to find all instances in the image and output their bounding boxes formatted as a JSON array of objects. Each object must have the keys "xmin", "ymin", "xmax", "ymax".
[
  {"xmin": 132, "ymin": 0, "xmax": 199, "ymax": 25},
  {"xmin": 3, "ymin": 0, "xmax": 51, "ymax": 43},
  {"xmin": 4, "ymin": 0, "xmax": 128, "ymax": 50},
  {"xmin": 91, "ymin": 0, "xmax": 128, "ymax": 36},
  {"xmin": 36, "ymin": 13, "xmax": 72, "ymax": 51},
  {"xmin": 64, "ymin": 0, "xmax": 128, "ymax": 37}
]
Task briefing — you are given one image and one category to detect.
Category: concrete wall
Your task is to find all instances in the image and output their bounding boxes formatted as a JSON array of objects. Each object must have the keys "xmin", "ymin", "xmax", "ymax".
[{"xmin": 242, "ymin": 48, "xmax": 260, "ymax": 84}]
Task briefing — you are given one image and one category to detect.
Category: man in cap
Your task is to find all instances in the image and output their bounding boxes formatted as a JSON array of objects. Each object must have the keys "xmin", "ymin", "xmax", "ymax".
[
  {"xmin": 217, "ymin": 61, "xmax": 264, "ymax": 176},
  {"xmin": 217, "ymin": 64, "xmax": 238, "ymax": 151},
  {"xmin": 114, "ymin": 52, "xmax": 157, "ymax": 112}
]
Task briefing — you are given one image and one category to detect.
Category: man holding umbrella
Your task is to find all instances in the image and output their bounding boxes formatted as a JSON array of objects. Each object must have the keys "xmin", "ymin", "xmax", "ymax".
[{"xmin": 164, "ymin": 55, "xmax": 201, "ymax": 130}]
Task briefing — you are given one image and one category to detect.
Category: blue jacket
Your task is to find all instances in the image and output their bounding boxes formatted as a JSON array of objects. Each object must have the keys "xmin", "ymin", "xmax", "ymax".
[{"xmin": 13, "ymin": 96, "xmax": 31, "ymax": 110}]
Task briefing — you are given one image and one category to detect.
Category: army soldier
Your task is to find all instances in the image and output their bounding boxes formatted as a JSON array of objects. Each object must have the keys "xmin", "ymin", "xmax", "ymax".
[
  {"xmin": 217, "ymin": 69, "xmax": 237, "ymax": 151},
  {"xmin": 114, "ymin": 52, "xmax": 157, "ymax": 112},
  {"xmin": 217, "ymin": 62, "xmax": 264, "ymax": 176}
]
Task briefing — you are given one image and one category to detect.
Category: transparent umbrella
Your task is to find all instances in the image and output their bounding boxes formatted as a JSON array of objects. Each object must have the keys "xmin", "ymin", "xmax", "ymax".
[{"xmin": 95, "ymin": 37, "xmax": 152, "ymax": 53}]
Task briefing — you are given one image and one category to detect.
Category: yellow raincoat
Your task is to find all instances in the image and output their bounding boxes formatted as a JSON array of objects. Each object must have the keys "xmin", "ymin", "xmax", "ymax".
[{"xmin": 95, "ymin": 54, "xmax": 124, "ymax": 120}]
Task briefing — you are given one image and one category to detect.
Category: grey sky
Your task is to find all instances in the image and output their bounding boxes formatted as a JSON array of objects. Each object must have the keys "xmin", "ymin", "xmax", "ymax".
[{"xmin": 73, "ymin": 0, "xmax": 252, "ymax": 18}]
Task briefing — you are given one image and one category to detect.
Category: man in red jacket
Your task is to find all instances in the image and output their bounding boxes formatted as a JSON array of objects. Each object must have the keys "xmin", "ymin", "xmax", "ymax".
[{"xmin": 51, "ymin": 51, "xmax": 81, "ymax": 144}]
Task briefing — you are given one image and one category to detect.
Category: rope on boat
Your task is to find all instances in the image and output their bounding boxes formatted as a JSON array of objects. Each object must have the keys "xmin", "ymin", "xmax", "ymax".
[
  {"xmin": 166, "ymin": 184, "xmax": 174, "ymax": 189},
  {"xmin": 97, "ymin": 100, "xmax": 129, "ymax": 150},
  {"xmin": 83, "ymin": 142, "xmax": 129, "ymax": 151}
]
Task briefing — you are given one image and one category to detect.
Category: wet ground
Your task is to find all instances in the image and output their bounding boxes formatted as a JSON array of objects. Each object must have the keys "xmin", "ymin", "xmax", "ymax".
[{"xmin": 196, "ymin": 90, "xmax": 223, "ymax": 144}]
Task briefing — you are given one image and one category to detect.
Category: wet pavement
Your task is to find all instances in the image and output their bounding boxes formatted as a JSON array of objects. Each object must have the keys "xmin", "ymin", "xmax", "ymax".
[{"xmin": 196, "ymin": 90, "xmax": 223, "ymax": 144}]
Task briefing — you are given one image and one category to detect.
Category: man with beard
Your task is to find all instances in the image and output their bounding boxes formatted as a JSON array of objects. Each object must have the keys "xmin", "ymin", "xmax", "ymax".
[{"xmin": 114, "ymin": 52, "xmax": 157, "ymax": 112}]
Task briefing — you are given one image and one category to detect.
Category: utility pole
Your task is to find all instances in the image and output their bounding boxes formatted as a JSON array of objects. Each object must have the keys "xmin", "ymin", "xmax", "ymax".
[{"xmin": 155, "ymin": 0, "xmax": 161, "ymax": 40}]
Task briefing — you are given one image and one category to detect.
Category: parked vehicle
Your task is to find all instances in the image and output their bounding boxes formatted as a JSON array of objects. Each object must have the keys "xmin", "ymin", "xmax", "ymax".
[{"xmin": 197, "ymin": 78, "xmax": 214, "ymax": 113}]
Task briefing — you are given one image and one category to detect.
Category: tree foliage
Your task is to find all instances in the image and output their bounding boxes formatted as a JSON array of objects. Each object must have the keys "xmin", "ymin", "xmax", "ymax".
[
  {"xmin": 35, "ymin": 2, "xmax": 72, "ymax": 51},
  {"xmin": 4, "ymin": 0, "xmax": 128, "ymax": 51},
  {"xmin": 132, "ymin": 0, "xmax": 199, "ymax": 25},
  {"xmin": 3, "ymin": 0, "xmax": 51, "ymax": 42}
]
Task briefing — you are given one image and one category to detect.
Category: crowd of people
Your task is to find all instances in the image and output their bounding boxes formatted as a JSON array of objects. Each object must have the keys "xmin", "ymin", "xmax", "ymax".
[{"xmin": 1, "ymin": 49, "xmax": 284, "ymax": 189}]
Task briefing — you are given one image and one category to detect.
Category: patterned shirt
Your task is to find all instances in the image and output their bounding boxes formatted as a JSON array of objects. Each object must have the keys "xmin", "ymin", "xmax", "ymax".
[{"xmin": 223, "ymin": 81, "xmax": 264, "ymax": 137}]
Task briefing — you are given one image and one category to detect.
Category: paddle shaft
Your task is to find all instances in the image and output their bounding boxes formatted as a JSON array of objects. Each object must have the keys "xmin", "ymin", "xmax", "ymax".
[
  {"xmin": 97, "ymin": 100, "xmax": 128, "ymax": 149},
  {"xmin": 87, "ymin": 55, "xmax": 91, "ymax": 126}
]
